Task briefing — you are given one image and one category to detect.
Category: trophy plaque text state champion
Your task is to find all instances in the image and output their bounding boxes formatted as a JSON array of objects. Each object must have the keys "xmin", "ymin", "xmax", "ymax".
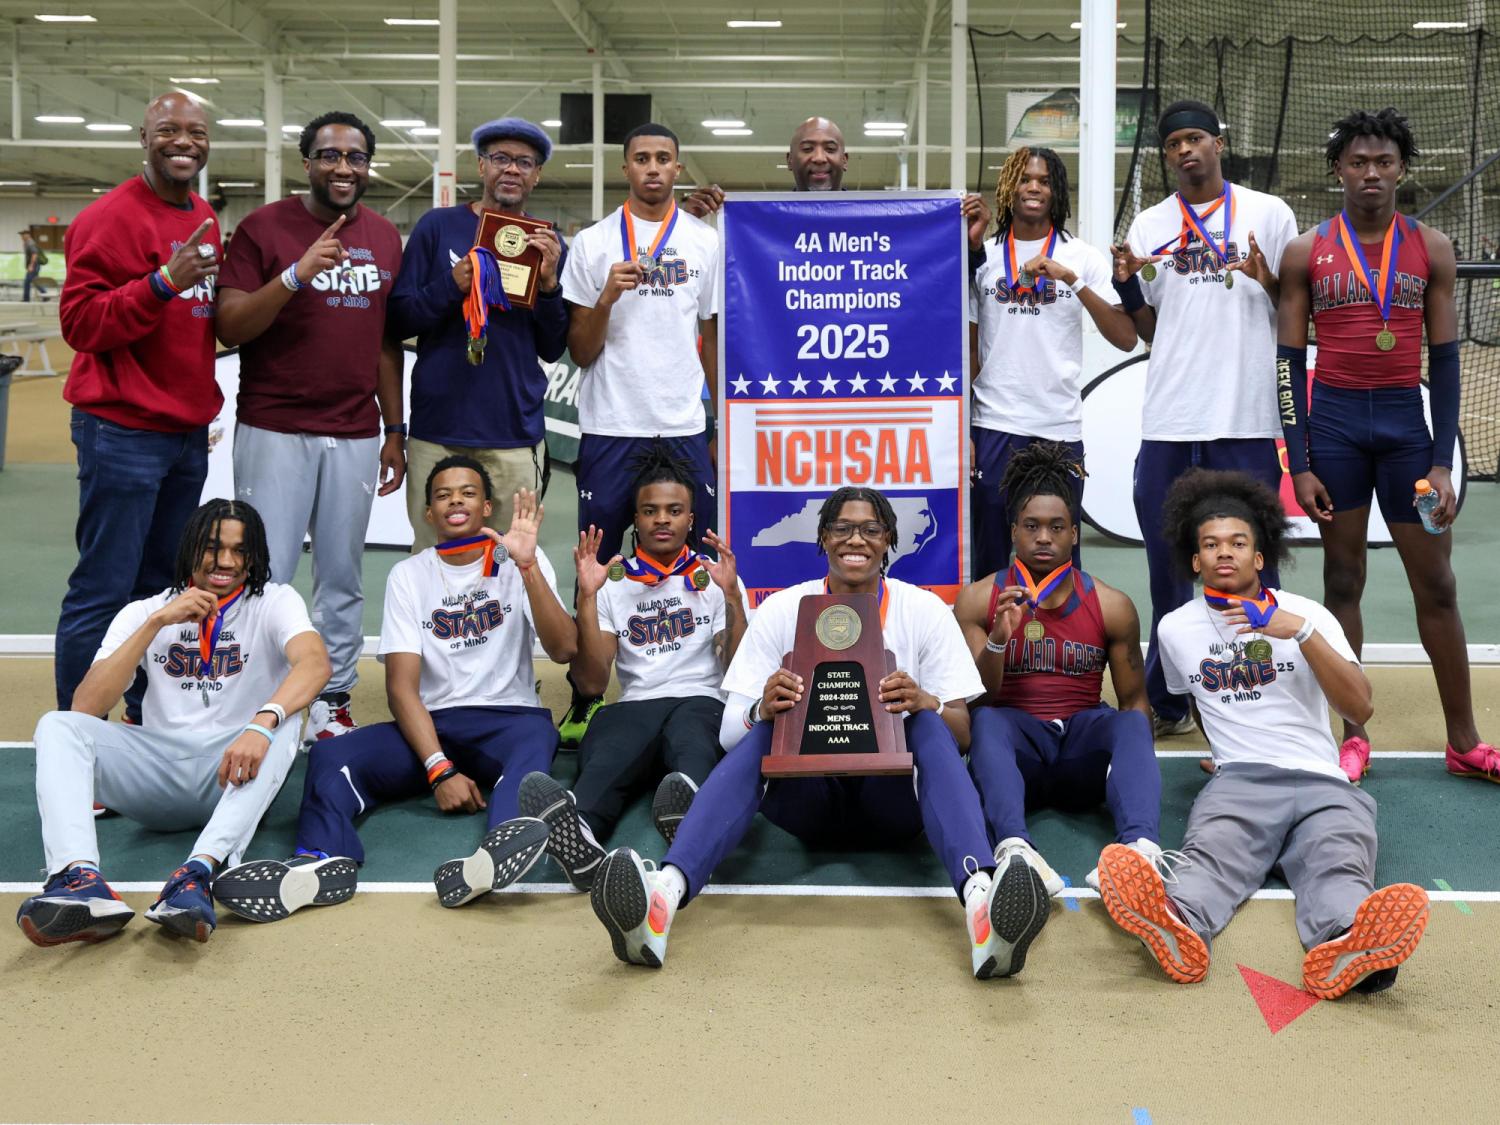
[
  {"xmin": 762, "ymin": 593, "xmax": 911, "ymax": 777},
  {"xmin": 473, "ymin": 209, "xmax": 550, "ymax": 309}
]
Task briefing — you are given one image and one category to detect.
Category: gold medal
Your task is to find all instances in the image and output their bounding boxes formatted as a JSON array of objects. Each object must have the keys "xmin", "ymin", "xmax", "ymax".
[
  {"xmin": 1245, "ymin": 638, "xmax": 1273, "ymax": 663},
  {"xmin": 607, "ymin": 562, "xmax": 625, "ymax": 581},
  {"xmin": 815, "ymin": 605, "xmax": 861, "ymax": 651},
  {"xmin": 1141, "ymin": 263, "xmax": 1157, "ymax": 282},
  {"xmin": 495, "ymin": 224, "xmax": 527, "ymax": 257},
  {"xmin": 1223, "ymin": 271, "xmax": 1234, "ymax": 290},
  {"xmin": 465, "ymin": 336, "xmax": 484, "ymax": 366},
  {"xmin": 1375, "ymin": 327, "xmax": 1397, "ymax": 352},
  {"xmin": 691, "ymin": 568, "xmax": 710, "ymax": 591},
  {"xmin": 1023, "ymin": 619, "xmax": 1046, "ymax": 642}
]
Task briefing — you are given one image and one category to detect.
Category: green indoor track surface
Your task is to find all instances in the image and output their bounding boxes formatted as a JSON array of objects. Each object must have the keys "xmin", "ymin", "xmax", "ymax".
[{"xmin": 1, "ymin": 748, "xmax": 1491, "ymax": 893}]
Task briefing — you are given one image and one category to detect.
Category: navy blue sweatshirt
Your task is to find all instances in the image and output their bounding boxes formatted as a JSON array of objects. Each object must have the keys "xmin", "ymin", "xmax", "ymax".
[{"xmin": 389, "ymin": 204, "xmax": 569, "ymax": 448}]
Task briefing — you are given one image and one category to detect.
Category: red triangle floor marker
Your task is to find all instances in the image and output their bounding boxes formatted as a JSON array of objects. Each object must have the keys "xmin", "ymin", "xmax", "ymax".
[{"xmin": 1237, "ymin": 964, "xmax": 1321, "ymax": 1034}]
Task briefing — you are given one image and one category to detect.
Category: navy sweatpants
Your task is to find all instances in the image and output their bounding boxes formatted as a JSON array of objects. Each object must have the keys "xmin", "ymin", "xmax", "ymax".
[
  {"xmin": 968, "ymin": 703, "xmax": 1160, "ymax": 846},
  {"xmin": 663, "ymin": 709, "xmax": 994, "ymax": 904},
  {"xmin": 294, "ymin": 705, "xmax": 557, "ymax": 863},
  {"xmin": 971, "ymin": 428, "xmax": 1084, "ymax": 579},
  {"xmin": 576, "ymin": 432, "xmax": 716, "ymax": 562},
  {"xmin": 1133, "ymin": 438, "xmax": 1283, "ymax": 722}
]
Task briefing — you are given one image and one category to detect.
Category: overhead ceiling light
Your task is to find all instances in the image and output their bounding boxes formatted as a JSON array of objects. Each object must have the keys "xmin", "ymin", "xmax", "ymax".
[
  {"xmin": 564, "ymin": 162, "xmax": 594, "ymax": 168},
  {"xmin": 35, "ymin": 114, "xmax": 84, "ymax": 124},
  {"xmin": 218, "ymin": 118, "xmax": 264, "ymax": 127},
  {"xmin": 1070, "ymin": 20, "xmax": 1127, "ymax": 28},
  {"xmin": 776, "ymin": 163, "xmax": 788, "ymax": 169},
  {"xmin": 169, "ymin": 76, "xmax": 219, "ymax": 85},
  {"xmin": 864, "ymin": 121, "xmax": 906, "ymax": 130},
  {"xmin": 1413, "ymin": 21, "xmax": 1467, "ymax": 28},
  {"xmin": 410, "ymin": 126, "xmax": 441, "ymax": 136},
  {"xmin": 540, "ymin": 119, "xmax": 562, "ymax": 127},
  {"xmin": 380, "ymin": 118, "xmax": 425, "ymax": 128},
  {"xmin": 711, "ymin": 127, "xmax": 753, "ymax": 136},
  {"xmin": 370, "ymin": 161, "xmax": 392, "ymax": 168},
  {"xmin": 174, "ymin": 88, "xmax": 211, "ymax": 106},
  {"xmin": 85, "ymin": 122, "xmax": 131, "ymax": 131},
  {"xmin": 34, "ymin": 13, "xmax": 97, "ymax": 21},
  {"xmin": 384, "ymin": 17, "xmax": 440, "ymax": 25},
  {"xmin": 702, "ymin": 118, "xmax": 746, "ymax": 128},
  {"xmin": 727, "ymin": 20, "xmax": 782, "ymax": 28},
  {"xmin": 217, "ymin": 181, "xmax": 256, "ymax": 187},
  {"xmin": 92, "ymin": 187, "xmax": 108, "ymax": 193},
  {"xmin": 0, "ymin": 180, "xmax": 35, "ymax": 186},
  {"xmin": 281, "ymin": 124, "xmax": 303, "ymax": 133}
]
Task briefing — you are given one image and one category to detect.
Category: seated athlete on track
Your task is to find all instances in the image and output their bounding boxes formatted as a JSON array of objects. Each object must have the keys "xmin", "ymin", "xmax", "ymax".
[
  {"xmin": 586, "ymin": 486, "xmax": 1043, "ymax": 981},
  {"xmin": 517, "ymin": 440, "xmax": 748, "ymax": 888},
  {"xmin": 954, "ymin": 442, "xmax": 1161, "ymax": 974},
  {"xmin": 1094, "ymin": 469, "xmax": 1430, "ymax": 999},
  {"xmin": 211, "ymin": 458, "xmax": 576, "ymax": 922},
  {"xmin": 18, "ymin": 499, "xmax": 330, "ymax": 946}
]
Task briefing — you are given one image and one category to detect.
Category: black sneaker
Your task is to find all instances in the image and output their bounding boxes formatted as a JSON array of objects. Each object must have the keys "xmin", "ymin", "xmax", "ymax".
[
  {"xmin": 651, "ymin": 772, "xmax": 700, "ymax": 847},
  {"xmin": 517, "ymin": 772, "xmax": 607, "ymax": 890},
  {"xmin": 213, "ymin": 855, "xmax": 359, "ymax": 923},
  {"xmin": 432, "ymin": 817, "xmax": 549, "ymax": 908}
]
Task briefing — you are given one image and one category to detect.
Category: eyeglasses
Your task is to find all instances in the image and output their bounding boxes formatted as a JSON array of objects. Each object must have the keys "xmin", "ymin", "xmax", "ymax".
[
  {"xmin": 311, "ymin": 148, "xmax": 371, "ymax": 169},
  {"xmin": 480, "ymin": 150, "xmax": 539, "ymax": 173},
  {"xmin": 825, "ymin": 520, "xmax": 888, "ymax": 541}
]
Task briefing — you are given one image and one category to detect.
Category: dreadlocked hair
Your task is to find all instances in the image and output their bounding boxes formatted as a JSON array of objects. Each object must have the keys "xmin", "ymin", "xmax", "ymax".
[
  {"xmin": 1160, "ymin": 469, "xmax": 1292, "ymax": 581},
  {"xmin": 629, "ymin": 438, "xmax": 700, "ymax": 549},
  {"xmin": 816, "ymin": 487, "xmax": 900, "ymax": 571},
  {"xmin": 1326, "ymin": 107, "xmax": 1419, "ymax": 170},
  {"xmin": 992, "ymin": 146, "xmax": 1072, "ymax": 244},
  {"xmin": 998, "ymin": 441, "xmax": 1085, "ymax": 524},
  {"xmin": 171, "ymin": 499, "xmax": 272, "ymax": 597}
]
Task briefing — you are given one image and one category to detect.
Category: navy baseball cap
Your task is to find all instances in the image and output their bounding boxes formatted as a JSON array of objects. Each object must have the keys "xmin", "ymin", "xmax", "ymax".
[{"xmin": 470, "ymin": 117, "xmax": 552, "ymax": 163}]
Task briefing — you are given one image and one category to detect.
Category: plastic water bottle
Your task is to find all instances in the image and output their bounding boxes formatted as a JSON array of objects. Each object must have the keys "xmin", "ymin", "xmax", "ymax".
[{"xmin": 1414, "ymin": 479, "xmax": 1445, "ymax": 536}]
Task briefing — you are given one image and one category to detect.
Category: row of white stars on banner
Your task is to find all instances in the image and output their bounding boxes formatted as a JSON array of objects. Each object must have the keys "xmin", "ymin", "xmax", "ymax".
[{"xmin": 729, "ymin": 372, "xmax": 960, "ymax": 396}]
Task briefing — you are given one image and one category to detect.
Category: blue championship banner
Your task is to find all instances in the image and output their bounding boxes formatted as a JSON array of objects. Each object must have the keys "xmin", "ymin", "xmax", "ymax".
[{"xmin": 718, "ymin": 192, "xmax": 969, "ymax": 606}]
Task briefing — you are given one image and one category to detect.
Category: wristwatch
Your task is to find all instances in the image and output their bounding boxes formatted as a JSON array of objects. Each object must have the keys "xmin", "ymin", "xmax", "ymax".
[{"xmin": 384, "ymin": 423, "xmax": 407, "ymax": 436}]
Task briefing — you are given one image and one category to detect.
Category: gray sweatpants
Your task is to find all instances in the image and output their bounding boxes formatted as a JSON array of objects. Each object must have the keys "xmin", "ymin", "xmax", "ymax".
[
  {"xmin": 1167, "ymin": 761, "xmax": 1377, "ymax": 950},
  {"xmin": 233, "ymin": 423, "xmax": 379, "ymax": 694},
  {"xmin": 34, "ymin": 710, "xmax": 302, "ymax": 876}
]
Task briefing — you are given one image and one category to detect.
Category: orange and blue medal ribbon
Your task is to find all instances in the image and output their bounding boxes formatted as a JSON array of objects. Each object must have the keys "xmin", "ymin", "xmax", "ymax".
[
  {"xmin": 1203, "ymin": 586, "xmax": 1278, "ymax": 628},
  {"xmin": 1334, "ymin": 211, "xmax": 1403, "ymax": 350},
  {"xmin": 462, "ymin": 246, "xmax": 510, "ymax": 365},
  {"xmin": 1010, "ymin": 560, "xmax": 1072, "ymax": 611},
  {"xmin": 623, "ymin": 545, "xmax": 709, "ymax": 591},
  {"xmin": 436, "ymin": 534, "xmax": 501, "ymax": 576},
  {"xmin": 620, "ymin": 199, "xmax": 678, "ymax": 269},
  {"xmin": 1004, "ymin": 226, "xmax": 1057, "ymax": 296},
  {"xmin": 822, "ymin": 577, "xmax": 890, "ymax": 630},
  {"xmin": 1175, "ymin": 182, "xmax": 1235, "ymax": 271},
  {"xmin": 197, "ymin": 585, "xmax": 245, "ymax": 677},
  {"xmin": 1149, "ymin": 189, "xmax": 1230, "ymax": 257}
]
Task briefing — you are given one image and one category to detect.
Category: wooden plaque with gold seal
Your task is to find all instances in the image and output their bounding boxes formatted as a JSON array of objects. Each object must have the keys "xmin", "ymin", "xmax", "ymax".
[{"xmin": 473, "ymin": 208, "xmax": 552, "ymax": 310}]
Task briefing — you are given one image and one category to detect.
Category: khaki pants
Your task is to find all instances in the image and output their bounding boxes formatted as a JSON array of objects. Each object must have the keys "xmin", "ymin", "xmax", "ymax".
[{"xmin": 405, "ymin": 437, "xmax": 547, "ymax": 552}]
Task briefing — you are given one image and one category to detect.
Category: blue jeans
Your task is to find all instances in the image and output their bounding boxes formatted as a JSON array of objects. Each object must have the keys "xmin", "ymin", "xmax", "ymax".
[
  {"xmin": 23, "ymin": 267, "xmax": 42, "ymax": 302},
  {"xmin": 55, "ymin": 409, "xmax": 208, "ymax": 712}
]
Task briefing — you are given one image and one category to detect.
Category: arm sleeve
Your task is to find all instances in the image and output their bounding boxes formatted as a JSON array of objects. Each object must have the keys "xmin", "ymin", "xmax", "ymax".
[
  {"xmin": 268, "ymin": 586, "xmax": 316, "ymax": 652},
  {"xmin": 718, "ymin": 691, "xmax": 756, "ymax": 752},
  {"xmin": 699, "ymin": 237, "xmax": 722, "ymax": 319},
  {"xmin": 530, "ymin": 231, "xmax": 570, "ymax": 362},
  {"xmin": 1084, "ymin": 242, "xmax": 1115, "ymax": 292},
  {"xmin": 387, "ymin": 214, "xmax": 463, "ymax": 340},
  {"xmin": 1427, "ymin": 340, "xmax": 1460, "ymax": 469},
  {"xmin": 1277, "ymin": 344, "xmax": 1311, "ymax": 474},
  {"xmin": 1159, "ymin": 622, "xmax": 1189, "ymax": 695},
  {"xmin": 1264, "ymin": 201, "xmax": 1299, "ymax": 274},
  {"xmin": 917, "ymin": 595, "xmax": 986, "ymax": 703},
  {"xmin": 217, "ymin": 214, "xmax": 271, "ymax": 293},
  {"xmin": 1309, "ymin": 601, "xmax": 1359, "ymax": 664},
  {"xmin": 560, "ymin": 231, "xmax": 601, "ymax": 309},
  {"xmin": 58, "ymin": 219, "xmax": 173, "ymax": 353},
  {"xmin": 377, "ymin": 565, "xmax": 423, "ymax": 657},
  {"xmin": 94, "ymin": 599, "xmax": 152, "ymax": 666}
]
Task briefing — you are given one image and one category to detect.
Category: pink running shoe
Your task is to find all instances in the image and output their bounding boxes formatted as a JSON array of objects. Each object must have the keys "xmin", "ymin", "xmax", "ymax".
[
  {"xmin": 1339, "ymin": 737, "xmax": 1371, "ymax": 784},
  {"xmin": 1446, "ymin": 742, "xmax": 1500, "ymax": 783}
]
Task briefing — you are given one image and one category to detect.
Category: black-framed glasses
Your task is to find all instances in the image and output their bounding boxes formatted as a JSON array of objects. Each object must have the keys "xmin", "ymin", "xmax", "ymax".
[
  {"xmin": 825, "ymin": 520, "xmax": 888, "ymax": 541},
  {"xmin": 311, "ymin": 148, "xmax": 371, "ymax": 169},
  {"xmin": 480, "ymin": 150, "xmax": 538, "ymax": 173}
]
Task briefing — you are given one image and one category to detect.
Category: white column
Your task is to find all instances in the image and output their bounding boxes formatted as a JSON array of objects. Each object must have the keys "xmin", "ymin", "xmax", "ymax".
[
  {"xmin": 949, "ymin": 0, "xmax": 968, "ymax": 191},
  {"xmin": 262, "ymin": 59, "xmax": 283, "ymax": 205},
  {"xmin": 10, "ymin": 26, "xmax": 19, "ymax": 141},
  {"xmin": 199, "ymin": 165, "xmax": 208, "ymax": 200},
  {"xmin": 1077, "ymin": 0, "xmax": 1116, "ymax": 250},
  {"xmin": 436, "ymin": 0, "xmax": 457, "ymax": 208},
  {"xmin": 591, "ymin": 61, "xmax": 605, "ymax": 220},
  {"xmin": 916, "ymin": 60, "xmax": 928, "ymax": 190}
]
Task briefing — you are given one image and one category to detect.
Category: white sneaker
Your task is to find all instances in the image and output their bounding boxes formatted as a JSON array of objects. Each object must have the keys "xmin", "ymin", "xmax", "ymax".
[
  {"xmin": 967, "ymin": 853, "xmax": 1051, "ymax": 980},
  {"xmin": 1152, "ymin": 711, "xmax": 1196, "ymax": 738},
  {"xmin": 1086, "ymin": 837, "xmax": 1168, "ymax": 893},
  {"xmin": 994, "ymin": 836, "xmax": 1064, "ymax": 897},
  {"xmin": 591, "ymin": 848, "xmax": 677, "ymax": 968}
]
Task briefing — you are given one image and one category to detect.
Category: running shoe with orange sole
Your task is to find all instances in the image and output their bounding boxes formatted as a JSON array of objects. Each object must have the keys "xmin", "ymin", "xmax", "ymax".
[
  {"xmin": 1446, "ymin": 742, "xmax": 1500, "ymax": 784},
  {"xmin": 1339, "ymin": 736, "xmax": 1371, "ymax": 784},
  {"xmin": 1301, "ymin": 883, "xmax": 1429, "ymax": 1000},
  {"xmin": 1095, "ymin": 842, "xmax": 1210, "ymax": 984}
]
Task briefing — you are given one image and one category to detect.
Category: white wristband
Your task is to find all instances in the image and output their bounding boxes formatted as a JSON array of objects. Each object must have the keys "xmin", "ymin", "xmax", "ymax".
[
  {"xmin": 984, "ymin": 639, "xmax": 1008, "ymax": 655},
  {"xmin": 280, "ymin": 263, "xmax": 303, "ymax": 292},
  {"xmin": 423, "ymin": 751, "xmax": 448, "ymax": 771},
  {"xmin": 1068, "ymin": 276, "xmax": 1089, "ymax": 295},
  {"xmin": 257, "ymin": 702, "xmax": 287, "ymax": 728},
  {"xmin": 1292, "ymin": 619, "xmax": 1317, "ymax": 644}
]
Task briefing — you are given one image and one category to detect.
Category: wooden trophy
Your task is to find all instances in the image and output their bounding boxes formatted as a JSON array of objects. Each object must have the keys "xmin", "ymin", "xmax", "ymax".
[
  {"xmin": 762, "ymin": 593, "xmax": 912, "ymax": 777},
  {"xmin": 472, "ymin": 209, "xmax": 551, "ymax": 309}
]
